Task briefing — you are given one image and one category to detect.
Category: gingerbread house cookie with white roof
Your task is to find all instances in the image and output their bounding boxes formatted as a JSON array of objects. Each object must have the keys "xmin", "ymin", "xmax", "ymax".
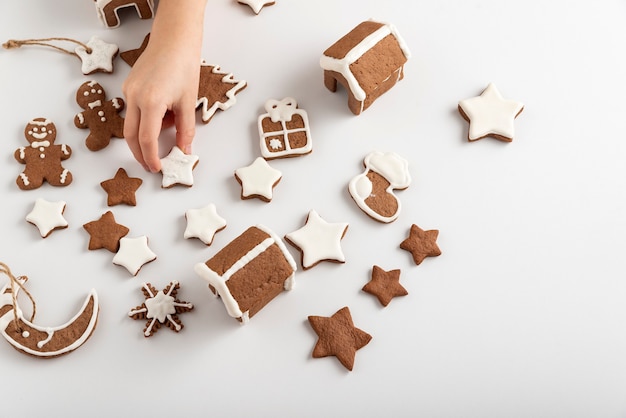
[
  {"xmin": 320, "ymin": 20, "xmax": 411, "ymax": 115},
  {"xmin": 94, "ymin": 0, "xmax": 155, "ymax": 28}
]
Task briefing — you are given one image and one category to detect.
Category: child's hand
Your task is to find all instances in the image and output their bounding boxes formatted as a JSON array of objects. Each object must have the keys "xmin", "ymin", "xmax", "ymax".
[{"xmin": 122, "ymin": 0, "xmax": 206, "ymax": 173}]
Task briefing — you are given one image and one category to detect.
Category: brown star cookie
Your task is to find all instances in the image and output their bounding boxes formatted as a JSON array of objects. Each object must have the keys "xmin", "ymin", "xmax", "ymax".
[
  {"xmin": 100, "ymin": 168, "xmax": 143, "ymax": 206},
  {"xmin": 362, "ymin": 265, "xmax": 407, "ymax": 307},
  {"xmin": 307, "ymin": 306, "xmax": 372, "ymax": 371},
  {"xmin": 120, "ymin": 33, "xmax": 150, "ymax": 67},
  {"xmin": 83, "ymin": 211, "xmax": 130, "ymax": 252},
  {"xmin": 400, "ymin": 224, "xmax": 441, "ymax": 265}
]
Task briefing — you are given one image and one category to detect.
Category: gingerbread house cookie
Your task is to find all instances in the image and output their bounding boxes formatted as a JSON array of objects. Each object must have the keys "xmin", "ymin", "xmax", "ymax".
[
  {"xmin": 94, "ymin": 0, "xmax": 155, "ymax": 28},
  {"xmin": 258, "ymin": 97, "xmax": 312, "ymax": 159},
  {"xmin": 194, "ymin": 225, "xmax": 296, "ymax": 324},
  {"xmin": 320, "ymin": 20, "xmax": 410, "ymax": 115}
]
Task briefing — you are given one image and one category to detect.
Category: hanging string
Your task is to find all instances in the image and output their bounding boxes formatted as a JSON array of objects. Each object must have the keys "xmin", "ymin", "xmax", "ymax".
[
  {"xmin": 2, "ymin": 37, "xmax": 92, "ymax": 56},
  {"xmin": 0, "ymin": 262, "xmax": 37, "ymax": 333}
]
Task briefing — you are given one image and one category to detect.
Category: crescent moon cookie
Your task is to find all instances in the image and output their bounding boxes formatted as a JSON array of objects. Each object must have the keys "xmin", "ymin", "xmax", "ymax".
[
  {"xmin": 234, "ymin": 157, "xmax": 282, "ymax": 202},
  {"xmin": 458, "ymin": 83, "xmax": 524, "ymax": 142},
  {"xmin": 0, "ymin": 275, "xmax": 99, "ymax": 359},
  {"xmin": 348, "ymin": 151, "xmax": 411, "ymax": 223},
  {"xmin": 15, "ymin": 118, "xmax": 72, "ymax": 190},
  {"xmin": 128, "ymin": 281, "xmax": 193, "ymax": 337},
  {"xmin": 26, "ymin": 198, "xmax": 68, "ymax": 238},
  {"xmin": 258, "ymin": 97, "xmax": 312, "ymax": 159},
  {"xmin": 284, "ymin": 210, "xmax": 349, "ymax": 270}
]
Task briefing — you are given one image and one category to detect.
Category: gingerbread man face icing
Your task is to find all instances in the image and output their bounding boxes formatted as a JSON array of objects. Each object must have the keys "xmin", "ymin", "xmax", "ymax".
[
  {"xmin": 14, "ymin": 118, "xmax": 73, "ymax": 190},
  {"xmin": 74, "ymin": 80, "xmax": 125, "ymax": 151}
]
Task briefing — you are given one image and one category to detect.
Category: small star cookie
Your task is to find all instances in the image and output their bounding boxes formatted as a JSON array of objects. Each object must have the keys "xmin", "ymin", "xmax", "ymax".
[
  {"xmin": 307, "ymin": 306, "xmax": 372, "ymax": 371},
  {"xmin": 100, "ymin": 168, "xmax": 143, "ymax": 206},
  {"xmin": 184, "ymin": 203, "xmax": 227, "ymax": 245},
  {"xmin": 26, "ymin": 198, "xmax": 68, "ymax": 238},
  {"xmin": 112, "ymin": 235, "xmax": 157, "ymax": 276},
  {"xmin": 399, "ymin": 224, "xmax": 441, "ymax": 265},
  {"xmin": 128, "ymin": 281, "xmax": 194, "ymax": 337},
  {"xmin": 83, "ymin": 211, "xmax": 130, "ymax": 252},
  {"xmin": 362, "ymin": 265, "xmax": 407, "ymax": 307},
  {"xmin": 285, "ymin": 210, "xmax": 349, "ymax": 270},
  {"xmin": 237, "ymin": 0, "xmax": 275, "ymax": 14},
  {"xmin": 234, "ymin": 157, "xmax": 282, "ymax": 202},
  {"xmin": 159, "ymin": 146, "xmax": 199, "ymax": 188},
  {"xmin": 74, "ymin": 36, "xmax": 119, "ymax": 75},
  {"xmin": 458, "ymin": 83, "xmax": 524, "ymax": 142}
]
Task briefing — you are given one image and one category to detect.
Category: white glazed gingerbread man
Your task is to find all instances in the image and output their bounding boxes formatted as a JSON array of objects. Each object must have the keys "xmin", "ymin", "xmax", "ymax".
[
  {"xmin": 14, "ymin": 118, "xmax": 72, "ymax": 190},
  {"xmin": 74, "ymin": 80, "xmax": 125, "ymax": 151}
]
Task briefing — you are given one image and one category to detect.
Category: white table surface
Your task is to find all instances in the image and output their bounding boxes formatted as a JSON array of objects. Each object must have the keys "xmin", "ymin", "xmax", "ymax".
[{"xmin": 1, "ymin": 1, "xmax": 626, "ymax": 417}]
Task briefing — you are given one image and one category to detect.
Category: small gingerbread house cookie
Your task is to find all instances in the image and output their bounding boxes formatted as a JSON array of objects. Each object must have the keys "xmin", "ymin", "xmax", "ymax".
[
  {"xmin": 94, "ymin": 0, "xmax": 155, "ymax": 28},
  {"xmin": 194, "ymin": 225, "xmax": 296, "ymax": 324},
  {"xmin": 320, "ymin": 20, "xmax": 410, "ymax": 115}
]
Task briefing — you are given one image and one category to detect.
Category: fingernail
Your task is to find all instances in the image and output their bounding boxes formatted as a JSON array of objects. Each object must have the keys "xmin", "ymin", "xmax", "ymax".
[{"xmin": 183, "ymin": 145, "xmax": 192, "ymax": 154}]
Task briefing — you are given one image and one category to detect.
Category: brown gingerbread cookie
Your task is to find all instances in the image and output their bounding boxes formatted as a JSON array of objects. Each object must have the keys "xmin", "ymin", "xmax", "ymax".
[
  {"xmin": 399, "ymin": 224, "xmax": 441, "ymax": 265},
  {"xmin": 83, "ymin": 211, "xmax": 130, "ymax": 252},
  {"xmin": 120, "ymin": 33, "xmax": 150, "ymax": 67},
  {"xmin": 74, "ymin": 80, "xmax": 125, "ymax": 151},
  {"xmin": 95, "ymin": 0, "xmax": 155, "ymax": 28},
  {"xmin": 100, "ymin": 168, "xmax": 143, "ymax": 206},
  {"xmin": 14, "ymin": 118, "xmax": 72, "ymax": 190},
  {"xmin": 362, "ymin": 265, "xmax": 407, "ymax": 307}
]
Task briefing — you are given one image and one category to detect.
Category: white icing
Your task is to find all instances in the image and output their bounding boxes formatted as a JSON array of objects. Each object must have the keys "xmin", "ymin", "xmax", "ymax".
[
  {"xmin": 0, "ymin": 280, "xmax": 99, "ymax": 358},
  {"xmin": 234, "ymin": 157, "xmax": 282, "ymax": 201},
  {"xmin": 194, "ymin": 225, "xmax": 296, "ymax": 321},
  {"xmin": 285, "ymin": 210, "xmax": 349, "ymax": 269},
  {"xmin": 159, "ymin": 146, "xmax": 199, "ymax": 188},
  {"xmin": 112, "ymin": 236, "xmax": 157, "ymax": 276},
  {"xmin": 458, "ymin": 83, "xmax": 524, "ymax": 141},
  {"xmin": 19, "ymin": 173, "xmax": 29, "ymax": 186},
  {"xmin": 28, "ymin": 118, "xmax": 52, "ymax": 126},
  {"xmin": 258, "ymin": 97, "xmax": 312, "ymax": 159},
  {"xmin": 129, "ymin": 281, "xmax": 193, "ymax": 337},
  {"xmin": 74, "ymin": 36, "xmax": 119, "ymax": 75},
  {"xmin": 60, "ymin": 169, "xmax": 69, "ymax": 184},
  {"xmin": 320, "ymin": 20, "xmax": 411, "ymax": 102},
  {"xmin": 25, "ymin": 198, "xmax": 68, "ymax": 238},
  {"xmin": 184, "ymin": 203, "xmax": 227, "ymax": 245},
  {"xmin": 30, "ymin": 141, "xmax": 49, "ymax": 148},
  {"xmin": 76, "ymin": 113, "xmax": 85, "ymax": 124},
  {"xmin": 112, "ymin": 98, "xmax": 122, "ymax": 109},
  {"xmin": 61, "ymin": 144, "xmax": 69, "ymax": 155},
  {"xmin": 88, "ymin": 100, "xmax": 103, "ymax": 110},
  {"xmin": 18, "ymin": 147, "xmax": 25, "ymax": 160},
  {"xmin": 237, "ymin": 0, "xmax": 274, "ymax": 14},
  {"xmin": 196, "ymin": 63, "xmax": 247, "ymax": 123},
  {"xmin": 348, "ymin": 151, "xmax": 411, "ymax": 223}
]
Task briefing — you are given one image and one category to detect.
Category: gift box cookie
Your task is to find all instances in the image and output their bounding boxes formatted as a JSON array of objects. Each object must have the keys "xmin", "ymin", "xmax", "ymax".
[
  {"xmin": 258, "ymin": 98, "xmax": 312, "ymax": 159},
  {"xmin": 320, "ymin": 20, "xmax": 410, "ymax": 115},
  {"xmin": 194, "ymin": 225, "xmax": 296, "ymax": 324}
]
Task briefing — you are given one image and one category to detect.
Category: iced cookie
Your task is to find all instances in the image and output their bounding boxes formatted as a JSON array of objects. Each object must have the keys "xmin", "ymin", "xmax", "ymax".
[
  {"xmin": 159, "ymin": 146, "xmax": 199, "ymax": 188},
  {"xmin": 197, "ymin": 62, "xmax": 247, "ymax": 124},
  {"xmin": 237, "ymin": 0, "xmax": 275, "ymax": 14},
  {"xmin": 234, "ymin": 157, "xmax": 282, "ymax": 202},
  {"xmin": 184, "ymin": 203, "xmax": 227, "ymax": 245},
  {"xmin": 348, "ymin": 151, "xmax": 411, "ymax": 223},
  {"xmin": 112, "ymin": 236, "xmax": 156, "ymax": 276},
  {"xmin": 94, "ymin": 0, "xmax": 155, "ymax": 28},
  {"xmin": 258, "ymin": 97, "xmax": 312, "ymax": 159},
  {"xmin": 15, "ymin": 118, "xmax": 72, "ymax": 190}
]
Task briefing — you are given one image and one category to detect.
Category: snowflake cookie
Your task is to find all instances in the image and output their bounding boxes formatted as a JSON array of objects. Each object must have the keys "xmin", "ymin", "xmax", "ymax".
[{"xmin": 128, "ymin": 281, "xmax": 194, "ymax": 337}]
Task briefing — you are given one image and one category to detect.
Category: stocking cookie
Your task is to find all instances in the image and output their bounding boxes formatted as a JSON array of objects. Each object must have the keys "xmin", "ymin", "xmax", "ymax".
[
  {"xmin": 74, "ymin": 80, "xmax": 125, "ymax": 151},
  {"xmin": 348, "ymin": 151, "xmax": 411, "ymax": 223},
  {"xmin": 14, "ymin": 118, "xmax": 72, "ymax": 190}
]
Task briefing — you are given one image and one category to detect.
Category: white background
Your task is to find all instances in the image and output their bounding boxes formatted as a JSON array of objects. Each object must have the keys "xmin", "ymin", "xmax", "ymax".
[{"xmin": 1, "ymin": 0, "xmax": 626, "ymax": 417}]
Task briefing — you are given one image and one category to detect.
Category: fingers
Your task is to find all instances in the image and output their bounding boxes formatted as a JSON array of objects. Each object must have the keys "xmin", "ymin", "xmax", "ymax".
[
  {"xmin": 174, "ymin": 100, "xmax": 197, "ymax": 155},
  {"xmin": 123, "ymin": 104, "xmax": 150, "ymax": 172},
  {"xmin": 137, "ymin": 103, "xmax": 167, "ymax": 173}
]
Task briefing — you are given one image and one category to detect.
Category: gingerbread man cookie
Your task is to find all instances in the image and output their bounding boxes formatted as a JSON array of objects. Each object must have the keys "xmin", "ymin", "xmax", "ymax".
[
  {"xmin": 14, "ymin": 118, "xmax": 72, "ymax": 190},
  {"xmin": 74, "ymin": 80, "xmax": 125, "ymax": 151}
]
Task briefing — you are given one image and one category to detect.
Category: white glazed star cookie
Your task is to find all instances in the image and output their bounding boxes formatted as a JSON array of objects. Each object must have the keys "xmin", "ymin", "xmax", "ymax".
[
  {"xmin": 458, "ymin": 83, "xmax": 524, "ymax": 142},
  {"xmin": 112, "ymin": 236, "xmax": 157, "ymax": 276},
  {"xmin": 285, "ymin": 210, "xmax": 349, "ymax": 270},
  {"xmin": 234, "ymin": 157, "xmax": 282, "ymax": 202},
  {"xmin": 237, "ymin": 0, "xmax": 275, "ymax": 14},
  {"xmin": 159, "ymin": 146, "xmax": 199, "ymax": 188},
  {"xmin": 74, "ymin": 36, "xmax": 119, "ymax": 75},
  {"xmin": 25, "ymin": 198, "xmax": 68, "ymax": 238},
  {"xmin": 184, "ymin": 203, "xmax": 227, "ymax": 245}
]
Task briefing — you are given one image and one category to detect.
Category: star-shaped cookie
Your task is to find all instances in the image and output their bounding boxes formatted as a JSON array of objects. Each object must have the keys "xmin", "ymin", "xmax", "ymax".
[
  {"xmin": 120, "ymin": 33, "xmax": 150, "ymax": 67},
  {"xmin": 83, "ymin": 211, "xmax": 130, "ymax": 252},
  {"xmin": 159, "ymin": 146, "xmax": 199, "ymax": 188},
  {"xmin": 184, "ymin": 203, "xmax": 227, "ymax": 245},
  {"xmin": 100, "ymin": 168, "xmax": 143, "ymax": 206},
  {"xmin": 399, "ymin": 224, "xmax": 441, "ymax": 265},
  {"xmin": 74, "ymin": 36, "xmax": 119, "ymax": 75},
  {"xmin": 234, "ymin": 157, "xmax": 282, "ymax": 202},
  {"xmin": 26, "ymin": 198, "xmax": 68, "ymax": 238},
  {"xmin": 237, "ymin": 0, "xmax": 275, "ymax": 14},
  {"xmin": 196, "ymin": 62, "xmax": 247, "ymax": 124},
  {"xmin": 285, "ymin": 210, "xmax": 349, "ymax": 270},
  {"xmin": 362, "ymin": 265, "xmax": 408, "ymax": 307},
  {"xmin": 458, "ymin": 83, "xmax": 524, "ymax": 142},
  {"xmin": 307, "ymin": 306, "xmax": 372, "ymax": 371},
  {"xmin": 112, "ymin": 235, "xmax": 157, "ymax": 276}
]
